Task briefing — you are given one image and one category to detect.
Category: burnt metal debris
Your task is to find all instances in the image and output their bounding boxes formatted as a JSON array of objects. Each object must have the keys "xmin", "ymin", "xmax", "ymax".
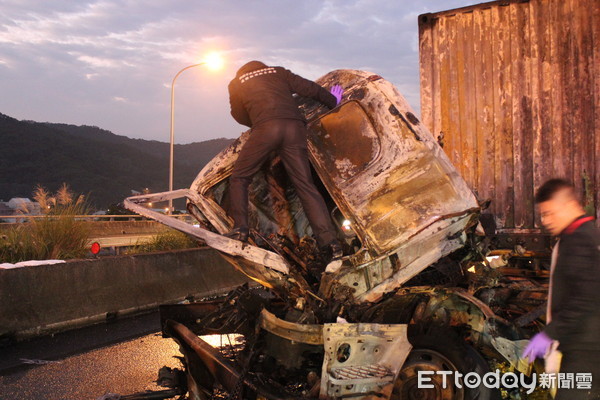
[{"xmin": 124, "ymin": 70, "xmax": 550, "ymax": 399}]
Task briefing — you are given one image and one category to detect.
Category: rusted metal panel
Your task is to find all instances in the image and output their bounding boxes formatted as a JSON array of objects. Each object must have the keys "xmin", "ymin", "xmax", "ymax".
[
  {"xmin": 510, "ymin": 2, "xmax": 533, "ymax": 229},
  {"xmin": 459, "ymin": 11, "xmax": 478, "ymax": 191},
  {"xmin": 594, "ymin": 0, "xmax": 600, "ymax": 221},
  {"xmin": 493, "ymin": 3, "xmax": 515, "ymax": 229},
  {"xmin": 474, "ymin": 7, "xmax": 496, "ymax": 218},
  {"xmin": 419, "ymin": 0, "xmax": 600, "ymax": 232},
  {"xmin": 530, "ymin": 0, "xmax": 551, "ymax": 229},
  {"xmin": 320, "ymin": 323, "xmax": 411, "ymax": 399}
]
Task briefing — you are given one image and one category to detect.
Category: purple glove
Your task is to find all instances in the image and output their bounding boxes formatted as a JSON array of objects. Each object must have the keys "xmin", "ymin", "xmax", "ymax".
[
  {"xmin": 522, "ymin": 332, "xmax": 553, "ymax": 361},
  {"xmin": 330, "ymin": 85, "xmax": 344, "ymax": 106}
]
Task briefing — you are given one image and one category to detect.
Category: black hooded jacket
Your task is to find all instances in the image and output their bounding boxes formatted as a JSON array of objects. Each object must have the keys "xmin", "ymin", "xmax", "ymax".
[{"xmin": 228, "ymin": 61, "xmax": 337, "ymax": 127}]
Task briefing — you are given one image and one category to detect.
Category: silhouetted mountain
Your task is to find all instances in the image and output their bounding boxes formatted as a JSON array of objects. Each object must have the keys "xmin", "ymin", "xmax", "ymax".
[{"xmin": 0, "ymin": 112, "xmax": 234, "ymax": 209}]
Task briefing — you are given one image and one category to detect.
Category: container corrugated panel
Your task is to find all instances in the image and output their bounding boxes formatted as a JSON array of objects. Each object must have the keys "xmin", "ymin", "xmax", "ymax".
[{"xmin": 419, "ymin": 0, "xmax": 600, "ymax": 232}]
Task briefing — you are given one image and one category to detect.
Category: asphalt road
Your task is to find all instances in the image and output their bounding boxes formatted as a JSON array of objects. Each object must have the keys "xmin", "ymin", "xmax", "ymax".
[{"xmin": 0, "ymin": 312, "xmax": 182, "ymax": 400}]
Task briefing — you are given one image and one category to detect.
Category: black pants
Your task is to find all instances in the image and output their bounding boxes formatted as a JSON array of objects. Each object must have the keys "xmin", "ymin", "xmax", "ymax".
[
  {"xmin": 555, "ymin": 350, "xmax": 600, "ymax": 399},
  {"xmin": 229, "ymin": 119, "xmax": 337, "ymax": 248}
]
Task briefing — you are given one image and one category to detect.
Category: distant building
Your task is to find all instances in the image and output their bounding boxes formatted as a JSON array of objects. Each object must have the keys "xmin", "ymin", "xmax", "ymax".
[
  {"xmin": 0, "ymin": 198, "xmax": 42, "ymax": 222},
  {"xmin": 0, "ymin": 202, "xmax": 13, "ymax": 219},
  {"xmin": 7, "ymin": 198, "xmax": 41, "ymax": 215}
]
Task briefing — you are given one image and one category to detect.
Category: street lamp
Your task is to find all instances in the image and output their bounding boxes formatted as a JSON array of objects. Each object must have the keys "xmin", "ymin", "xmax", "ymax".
[{"xmin": 168, "ymin": 52, "xmax": 224, "ymax": 214}]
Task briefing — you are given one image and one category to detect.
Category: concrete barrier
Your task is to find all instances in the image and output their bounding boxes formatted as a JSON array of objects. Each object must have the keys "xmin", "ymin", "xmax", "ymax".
[{"xmin": 0, "ymin": 248, "xmax": 249, "ymax": 342}]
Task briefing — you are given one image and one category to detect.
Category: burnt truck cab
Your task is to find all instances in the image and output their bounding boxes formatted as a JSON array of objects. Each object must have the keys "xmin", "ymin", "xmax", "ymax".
[{"xmin": 125, "ymin": 70, "xmax": 537, "ymax": 399}]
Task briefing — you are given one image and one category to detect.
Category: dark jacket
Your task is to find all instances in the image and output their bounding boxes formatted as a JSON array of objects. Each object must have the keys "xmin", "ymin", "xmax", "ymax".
[
  {"xmin": 228, "ymin": 61, "xmax": 337, "ymax": 127},
  {"xmin": 545, "ymin": 216, "xmax": 600, "ymax": 352}
]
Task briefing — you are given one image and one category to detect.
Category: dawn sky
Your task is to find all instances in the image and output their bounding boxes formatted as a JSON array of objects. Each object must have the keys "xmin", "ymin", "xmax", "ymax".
[{"xmin": 1, "ymin": 0, "xmax": 477, "ymax": 144}]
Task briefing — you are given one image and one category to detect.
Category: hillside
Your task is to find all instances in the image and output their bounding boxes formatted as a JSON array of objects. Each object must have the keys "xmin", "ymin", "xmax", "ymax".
[{"xmin": 0, "ymin": 113, "xmax": 234, "ymax": 209}]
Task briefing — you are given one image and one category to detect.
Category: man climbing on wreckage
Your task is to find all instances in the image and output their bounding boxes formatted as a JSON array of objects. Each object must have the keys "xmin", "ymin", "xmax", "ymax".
[
  {"xmin": 225, "ymin": 60, "xmax": 344, "ymax": 261},
  {"xmin": 522, "ymin": 179, "xmax": 600, "ymax": 399}
]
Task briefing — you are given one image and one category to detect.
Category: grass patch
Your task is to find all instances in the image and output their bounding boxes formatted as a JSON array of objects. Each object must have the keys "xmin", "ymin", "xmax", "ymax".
[
  {"xmin": 0, "ymin": 184, "xmax": 91, "ymax": 263},
  {"xmin": 127, "ymin": 229, "xmax": 199, "ymax": 254}
]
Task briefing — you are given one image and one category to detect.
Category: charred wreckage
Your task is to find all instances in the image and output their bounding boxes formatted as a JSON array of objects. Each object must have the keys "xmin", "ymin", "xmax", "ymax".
[{"xmin": 124, "ymin": 70, "xmax": 550, "ymax": 400}]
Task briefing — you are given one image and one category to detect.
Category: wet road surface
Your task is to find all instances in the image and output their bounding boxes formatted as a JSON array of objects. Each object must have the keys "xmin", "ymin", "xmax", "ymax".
[{"xmin": 0, "ymin": 312, "xmax": 182, "ymax": 400}]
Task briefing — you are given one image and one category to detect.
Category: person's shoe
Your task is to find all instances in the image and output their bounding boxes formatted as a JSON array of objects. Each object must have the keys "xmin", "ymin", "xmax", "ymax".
[
  {"xmin": 224, "ymin": 227, "xmax": 249, "ymax": 242},
  {"xmin": 320, "ymin": 240, "xmax": 343, "ymax": 261},
  {"xmin": 329, "ymin": 240, "xmax": 344, "ymax": 259}
]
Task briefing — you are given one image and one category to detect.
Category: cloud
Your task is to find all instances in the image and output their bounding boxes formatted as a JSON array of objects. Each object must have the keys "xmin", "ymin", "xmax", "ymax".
[
  {"xmin": 76, "ymin": 55, "xmax": 118, "ymax": 68},
  {"xmin": 0, "ymin": 0, "xmax": 477, "ymax": 144}
]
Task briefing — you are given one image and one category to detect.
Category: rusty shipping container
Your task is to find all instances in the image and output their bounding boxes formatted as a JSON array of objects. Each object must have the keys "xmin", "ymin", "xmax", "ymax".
[{"xmin": 418, "ymin": 0, "xmax": 600, "ymax": 244}]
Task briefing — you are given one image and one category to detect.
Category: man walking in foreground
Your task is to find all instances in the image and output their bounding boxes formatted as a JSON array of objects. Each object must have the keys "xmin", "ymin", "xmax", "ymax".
[
  {"xmin": 226, "ymin": 60, "xmax": 344, "ymax": 259},
  {"xmin": 522, "ymin": 179, "xmax": 600, "ymax": 399}
]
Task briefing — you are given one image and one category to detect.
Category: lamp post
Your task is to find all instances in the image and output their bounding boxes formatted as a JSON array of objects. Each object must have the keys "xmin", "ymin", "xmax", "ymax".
[
  {"xmin": 168, "ymin": 63, "xmax": 204, "ymax": 215},
  {"xmin": 168, "ymin": 53, "xmax": 223, "ymax": 214}
]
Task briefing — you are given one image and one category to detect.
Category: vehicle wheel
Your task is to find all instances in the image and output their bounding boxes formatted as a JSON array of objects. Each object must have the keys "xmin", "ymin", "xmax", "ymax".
[{"xmin": 392, "ymin": 325, "xmax": 501, "ymax": 400}]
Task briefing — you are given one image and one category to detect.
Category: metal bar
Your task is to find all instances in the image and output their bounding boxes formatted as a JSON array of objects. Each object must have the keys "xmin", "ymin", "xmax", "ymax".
[
  {"xmin": 514, "ymin": 302, "xmax": 547, "ymax": 327},
  {"xmin": 166, "ymin": 321, "xmax": 302, "ymax": 400},
  {"xmin": 124, "ymin": 190, "xmax": 290, "ymax": 274},
  {"xmin": 167, "ymin": 320, "xmax": 242, "ymax": 393}
]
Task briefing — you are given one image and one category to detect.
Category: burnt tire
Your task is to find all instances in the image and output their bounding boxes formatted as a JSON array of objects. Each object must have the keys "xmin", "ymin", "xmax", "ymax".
[{"xmin": 392, "ymin": 325, "xmax": 501, "ymax": 400}]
